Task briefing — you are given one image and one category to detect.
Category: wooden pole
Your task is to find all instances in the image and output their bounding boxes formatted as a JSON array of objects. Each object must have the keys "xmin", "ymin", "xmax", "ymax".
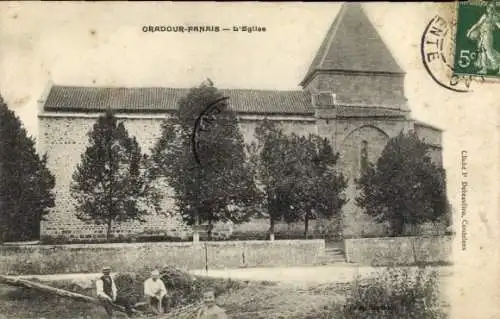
[{"xmin": 0, "ymin": 275, "xmax": 135, "ymax": 315}]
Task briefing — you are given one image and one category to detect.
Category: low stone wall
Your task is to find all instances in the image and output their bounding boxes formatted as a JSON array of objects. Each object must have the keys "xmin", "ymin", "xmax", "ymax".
[
  {"xmin": 0, "ymin": 240, "xmax": 325, "ymax": 275},
  {"xmin": 344, "ymin": 236, "xmax": 453, "ymax": 266},
  {"xmin": 41, "ymin": 217, "xmax": 335, "ymax": 243}
]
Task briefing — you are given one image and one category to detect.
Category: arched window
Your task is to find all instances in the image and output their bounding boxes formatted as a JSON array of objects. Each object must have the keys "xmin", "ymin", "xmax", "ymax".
[{"xmin": 360, "ymin": 140, "xmax": 368, "ymax": 174}]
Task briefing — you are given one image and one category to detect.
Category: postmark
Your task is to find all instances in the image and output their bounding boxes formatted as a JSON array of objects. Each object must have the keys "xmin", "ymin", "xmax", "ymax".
[
  {"xmin": 453, "ymin": 1, "xmax": 500, "ymax": 78},
  {"xmin": 421, "ymin": 15, "xmax": 475, "ymax": 92},
  {"xmin": 191, "ymin": 96, "xmax": 230, "ymax": 165}
]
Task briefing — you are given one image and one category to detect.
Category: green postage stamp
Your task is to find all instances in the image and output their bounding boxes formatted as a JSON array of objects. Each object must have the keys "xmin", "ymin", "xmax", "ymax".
[{"xmin": 454, "ymin": 1, "xmax": 500, "ymax": 77}]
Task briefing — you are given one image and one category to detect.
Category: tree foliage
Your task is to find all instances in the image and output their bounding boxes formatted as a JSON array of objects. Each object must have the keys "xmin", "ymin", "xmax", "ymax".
[
  {"xmin": 356, "ymin": 131, "xmax": 448, "ymax": 236},
  {"xmin": 250, "ymin": 120, "xmax": 347, "ymax": 238},
  {"xmin": 0, "ymin": 95, "xmax": 55, "ymax": 242},
  {"xmin": 70, "ymin": 111, "xmax": 155, "ymax": 239},
  {"xmin": 150, "ymin": 83, "xmax": 260, "ymax": 234}
]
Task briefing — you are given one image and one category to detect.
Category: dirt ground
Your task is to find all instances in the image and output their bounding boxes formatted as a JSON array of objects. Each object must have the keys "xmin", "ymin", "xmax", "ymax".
[
  {"xmin": 0, "ymin": 281, "xmax": 347, "ymax": 319},
  {"xmin": 0, "ymin": 265, "xmax": 452, "ymax": 318},
  {"xmin": 0, "ymin": 285, "xmax": 111, "ymax": 319}
]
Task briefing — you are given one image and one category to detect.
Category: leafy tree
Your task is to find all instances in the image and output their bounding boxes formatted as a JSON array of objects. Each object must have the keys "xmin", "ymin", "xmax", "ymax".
[
  {"xmin": 0, "ymin": 95, "xmax": 55, "ymax": 242},
  {"xmin": 250, "ymin": 120, "xmax": 347, "ymax": 239},
  {"xmin": 288, "ymin": 134, "xmax": 347, "ymax": 238},
  {"xmin": 356, "ymin": 131, "xmax": 449, "ymax": 236},
  {"xmin": 248, "ymin": 120, "xmax": 294, "ymax": 240},
  {"xmin": 150, "ymin": 82, "xmax": 260, "ymax": 238},
  {"xmin": 70, "ymin": 111, "xmax": 155, "ymax": 239}
]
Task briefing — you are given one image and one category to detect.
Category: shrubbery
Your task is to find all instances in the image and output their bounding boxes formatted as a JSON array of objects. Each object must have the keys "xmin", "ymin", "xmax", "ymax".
[{"xmin": 342, "ymin": 267, "xmax": 447, "ymax": 318}]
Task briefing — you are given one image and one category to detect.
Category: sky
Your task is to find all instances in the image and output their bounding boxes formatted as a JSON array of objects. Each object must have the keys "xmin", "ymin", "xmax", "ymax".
[{"xmin": 0, "ymin": 2, "xmax": 499, "ymax": 315}]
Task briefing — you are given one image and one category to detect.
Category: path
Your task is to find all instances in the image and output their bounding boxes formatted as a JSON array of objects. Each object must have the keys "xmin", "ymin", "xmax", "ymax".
[
  {"xmin": 8, "ymin": 264, "xmax": 453, "ymax": 288},
  {"xmin": 191, "ymin": 264, "xmax": 454, "ymax": 285}
]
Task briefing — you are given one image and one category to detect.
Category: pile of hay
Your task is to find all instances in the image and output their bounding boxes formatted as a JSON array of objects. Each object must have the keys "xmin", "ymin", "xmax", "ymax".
[
  {"xmin": 115, "ymin": 266, "xmax": 348, "ymax": 319},
  {"xmin": 114, "ymin": 265, "xmax": 245, "ymax": 315}
]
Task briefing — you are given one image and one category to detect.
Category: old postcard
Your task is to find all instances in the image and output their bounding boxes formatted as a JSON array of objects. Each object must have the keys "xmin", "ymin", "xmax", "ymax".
[{"xmin": 0, "ymin": 2, "xmax": 499, "ymax": 318}]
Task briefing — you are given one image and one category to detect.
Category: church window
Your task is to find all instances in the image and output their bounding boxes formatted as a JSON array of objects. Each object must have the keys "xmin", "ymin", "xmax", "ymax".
[{"xmin": 360, "ymin": 140, "xmax": 368, "ymax": 174}]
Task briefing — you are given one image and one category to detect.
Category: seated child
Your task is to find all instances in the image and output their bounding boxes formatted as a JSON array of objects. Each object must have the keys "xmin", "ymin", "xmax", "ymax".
[{"xmin": 196, "ymin": 289, "xmax": 228, "ymax": 319}]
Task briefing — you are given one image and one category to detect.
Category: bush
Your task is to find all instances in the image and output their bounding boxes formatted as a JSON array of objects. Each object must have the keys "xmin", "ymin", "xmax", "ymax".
[{"xmin": 342, "ymin": 267, "xmax": 447, "ymax": 318}]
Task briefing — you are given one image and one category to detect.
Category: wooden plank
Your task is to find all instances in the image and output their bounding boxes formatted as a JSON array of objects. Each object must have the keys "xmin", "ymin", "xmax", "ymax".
[{"xmin": 0, "ymin": 275, "xmax": 136, "ymax": 315}]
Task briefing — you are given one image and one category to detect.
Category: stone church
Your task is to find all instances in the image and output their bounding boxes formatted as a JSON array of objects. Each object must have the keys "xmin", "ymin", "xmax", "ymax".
[{"xmin": 37, "ymin": 3, "xmax": 443, "ymax": 241}]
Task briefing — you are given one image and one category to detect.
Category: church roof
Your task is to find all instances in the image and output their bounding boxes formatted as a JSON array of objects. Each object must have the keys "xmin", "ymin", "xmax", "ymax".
[
  {"xmin": 42, "ymin": 85, "xmax": 314, "ymax": 115},
  {"xmin": 300, "ymin": 3, "xmax": 405, "ymax": 87}
]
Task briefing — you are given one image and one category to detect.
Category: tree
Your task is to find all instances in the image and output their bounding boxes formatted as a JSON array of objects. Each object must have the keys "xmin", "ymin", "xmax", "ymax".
[
  {"xmin": 249, "ymin": 120, "xmax": 294, "ymax": 240},
  {"xmin": 288, "ymin": 134, "xmax": 347, "ymax": 238},
  {"xmin": 356, "ymin": 131, "xmax": 449, "ymax": 236},
  {"xmin": 70, "ymin": 111, "xmax": 154, "ymax": 239},
  {"xmin": 150, "ymin": 82, "xmax": 260, "ymax": 238},
  {"xmin": 0, "ymin": 95, "xmax": 55, "ymax": 242},
  {"xmin": 250, "ymin": 120, "xmax": 347, "ymax": 239}
]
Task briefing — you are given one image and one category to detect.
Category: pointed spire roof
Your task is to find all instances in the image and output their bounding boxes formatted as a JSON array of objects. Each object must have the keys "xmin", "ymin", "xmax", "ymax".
[{"xmin": 300, "ymin": 3, "xmax": 404, "ymax": 87}]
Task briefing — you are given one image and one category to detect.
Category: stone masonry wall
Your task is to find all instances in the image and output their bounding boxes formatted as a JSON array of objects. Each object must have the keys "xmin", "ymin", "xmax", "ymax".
[
  {"xmin": 306, "ymin": 72, "xmax": 406, "ymax": 109},
  {"xmin": 414, "ymin": 123, "xmax": 443, "ymax": 166},
  {"xmin": 332, "ymin": 119, "xmax": 414, "ymax": 237},
  {"xmin": 38, "ymin": 114, "xmax": 321, "ymax": 241},
  {"xmin": 38, "ymin": 112, "xmax": 443, "ymax": 241},
  {"xmin": 0, "ymin": 240, "xmax": 325, "ymax": 275},
  {"xmin": 344, "ymin": 236, "xmax": 453, "ymax": 266},
  {"xmin": 38, "ymin": 115, "xmax": 182, "ymax": 241}
]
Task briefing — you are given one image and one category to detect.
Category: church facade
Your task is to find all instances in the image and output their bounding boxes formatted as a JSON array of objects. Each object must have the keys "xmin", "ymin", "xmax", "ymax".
[{"xmin": 37, "ymin": 4, "xmax": 443, "ymax": 241}]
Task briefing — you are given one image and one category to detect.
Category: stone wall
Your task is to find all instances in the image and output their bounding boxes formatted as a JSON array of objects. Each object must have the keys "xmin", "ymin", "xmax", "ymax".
[
  {"xmin": 0, "ymin": 240, "xmax": 325, "ymax": 275},
  {"xmin": 232, "ymin": 217, "xmax": 340, "ymax": 239},
  {"xmin": 334, "ymin": 120, "xmax": 409, "ymax": 237},
  {"xmin": 344, "ymin": 235, "xmax": 453, "ymax": 266},
  {"xmin": 38, "ymin": 110, "xmax": 444, "ymax": 241},
  {"xmin": 38, "ymin": 114, "xmax": 181, "ymax": 240},
  {"xmin": 238, "ymin": 118, "xmax": 318, "ymax": 145},
  {"xmin": 37, "ymin": 113, "xmax": 323, "ymax": 241},
  {"xmin": 305, "ymin": 71, "xmax": 406, "ymax": 108},
  {"xmin": 414, "ymin": 123, "xmax": 443, "ymax": 166}
]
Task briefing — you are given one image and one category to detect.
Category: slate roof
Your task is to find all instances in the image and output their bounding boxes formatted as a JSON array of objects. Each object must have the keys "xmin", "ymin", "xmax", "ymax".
[
  {"xmin": 300, "ymin": 3, "xmax": 405, "ymax": 86},
  {"xmin": 43, "ymin": 85, "xmax": 314, "ymax": 115}
]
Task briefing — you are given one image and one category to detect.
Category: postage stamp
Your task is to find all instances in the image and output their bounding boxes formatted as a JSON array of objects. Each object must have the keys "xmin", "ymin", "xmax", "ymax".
[
  {"xmin": 421, "ymin": 14, "xmax": 475, "ymax": 92},
  {"xmin": 0, "ymin": 2, "xmax": 499, "ymax": 319},
  {"xmin": 453, "ymin": 1, "xmax": 500, "ymax": 77}
]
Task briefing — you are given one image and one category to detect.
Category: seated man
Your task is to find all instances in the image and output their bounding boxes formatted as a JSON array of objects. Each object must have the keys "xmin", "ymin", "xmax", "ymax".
[
  {"xmin": 196, "ymin": 289, "xmax": 228, "ymax": 319},
  {"xmin": 96, "ymin": 266, "xmax": 134, "ymax": 318},
  {"xmin": 143, "ymin": 269, "xmax": 168, "ymax": 314}
]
